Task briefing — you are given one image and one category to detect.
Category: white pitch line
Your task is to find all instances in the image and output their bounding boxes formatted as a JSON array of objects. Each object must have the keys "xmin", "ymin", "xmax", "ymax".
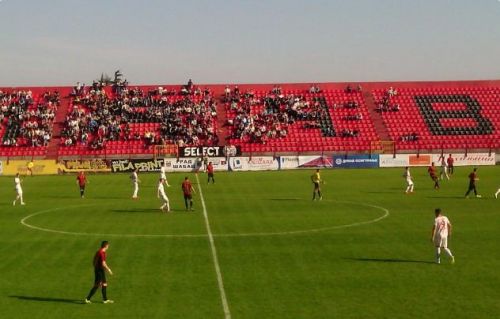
[
  {"xmin": 20, "ymin": 201, "xmax": 390, "ymax": 238},
  {"xmin": 195, "ymin": 174, "xmax": 231, "ymax": 319}
]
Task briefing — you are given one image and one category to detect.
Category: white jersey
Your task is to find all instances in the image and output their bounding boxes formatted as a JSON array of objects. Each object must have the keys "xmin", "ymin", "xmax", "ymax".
[
  {"xmin": 15, "ymin": 177, "xmax": 22, "ymax": 191},
  {"xmin": 160, "ymin": 166, "xmax": 167, "ymax": 180},
  {"xmin": 404, "ymin": 169, "xmax": 413, "ymax": 184},
  {"xmin": 158, "ymin": 182, "xmax": 167, "ymax": 199},
  {"xmin": 434, "ymin": 216, "xmax": 450, "ymax": 238},
  {"xmin": 131, "ymin": 172, "xmax": 138, "ymax": 183},
  {"xmin": 440, "ymin": 159, "xmax": 447, "ymax": 168},
  {"xmin": 404, "ymin": 170, "xmax": 412, "ymax": 180}
]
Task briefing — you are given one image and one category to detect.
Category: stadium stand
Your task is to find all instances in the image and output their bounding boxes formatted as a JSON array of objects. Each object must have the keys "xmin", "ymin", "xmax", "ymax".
[
  {"xmin": 372, "ymin": 86, "xmax": 500, "ymax": 150},
  {"xmin": 0, "ymin": 88, "xmax": 60, "ymax": 157},
  {"xmin": 224, "ymin": 85, "xmax": 379, "ymax": 153},
  {"xmin": 58, "ymin": 81, "xmax": 219, "ymax": 156},
  {"xmin": 0, "ymin": 80, "xmax": 499, "ymax": 158}
]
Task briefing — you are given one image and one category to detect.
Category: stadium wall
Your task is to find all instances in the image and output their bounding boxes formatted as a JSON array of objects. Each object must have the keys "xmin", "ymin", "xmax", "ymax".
[{"xmin": 0, "ymin": 152, "xmax": 496, "ymax": 175}]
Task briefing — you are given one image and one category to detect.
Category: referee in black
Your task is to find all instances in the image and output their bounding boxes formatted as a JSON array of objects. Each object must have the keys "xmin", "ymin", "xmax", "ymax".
[{"xmin": 85, "ymin": 241, "xmax": 114, "ymax": 304}]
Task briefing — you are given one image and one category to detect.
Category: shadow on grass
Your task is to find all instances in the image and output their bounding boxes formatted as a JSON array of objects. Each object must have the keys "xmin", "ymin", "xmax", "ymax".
[
  {"xmin": 9, "ymin": 295, "xmax": 83, "ymax": 304},
  {"xmin": 111, "ymin": 208, "xmax": 165, "ymax": 213},
  {"xmin": 345, "ymin": 258, "xmax": 435, "ymax": 264},
  {"xmin": 111, "ymin": 208, "xmax": 189, "ymax": 213},
  {"xmin": 426, "ymin": 196, "xmax": 467, "ymax": 199}
]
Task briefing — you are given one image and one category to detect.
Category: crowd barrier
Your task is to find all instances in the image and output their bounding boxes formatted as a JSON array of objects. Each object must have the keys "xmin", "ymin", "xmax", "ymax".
[{"xmin": 0, "ymin": 152, "xmax": 496, "ymax": 175}]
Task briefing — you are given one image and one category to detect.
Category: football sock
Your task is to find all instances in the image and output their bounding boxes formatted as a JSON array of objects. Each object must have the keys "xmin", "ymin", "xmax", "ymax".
[
  {"xmin": 318, "ymin": 191, "xmax": 322, "ymax": 198},
  {"xmin": 435, "ymin": 247, "xmax": 441, "ymax": 261},
  {"xmin": 312, "ymin": 192, "xmax": 316, "ymax": 200},
  {"xmin": 102, "ymin": 286, "xmax": 107, "ymax": 300},
  {"xmin": 444, "ymin": 248, "xmax": 453, "ymax": 257},
  {"xmin": 80, "ymin": 189, "xmax": 84, "ymax": 197},
  {"xmin": 495, "ymin": 189, "xmax": 500, "ymax": 197},
  {"xmin": 87, "ymin": 286, "xmax": 98, "ymax": 300}
]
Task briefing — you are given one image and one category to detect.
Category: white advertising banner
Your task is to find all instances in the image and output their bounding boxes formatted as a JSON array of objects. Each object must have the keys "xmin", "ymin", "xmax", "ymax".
[
  {"xmin": 280, "ymin": 156, "xmax": 300, "ymax": 169},
  {"xmin": 496, "ymin": 153, "xmax": 500, "ymax": 165},
  {"xmin": 431, "ymin": 153, "xmax": 496, "ymax": 166},
  {"xmin": 379, "ymin": 154, "xmax": 410, "ymax": 167},
  {"xmin": 163, "ymin": 157, "xmax": 228, "ymax": 172},
  {"xmin": 229, "ymin": 157, "xmax": 279, "ymax": 171}
]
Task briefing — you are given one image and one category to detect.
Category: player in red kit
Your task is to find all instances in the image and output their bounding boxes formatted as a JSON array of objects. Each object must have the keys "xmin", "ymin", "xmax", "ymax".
[
  {"xmin": 428, "ymin": 162, "xmax": 439, "ymax": 190},
  {"xmin": 207, "ymin": 162, "xmax": 215, "ymax": 184},
  {"xmin": 446, "ymin": 154, "xmax": 454, "ymax": 175},
  {"xmin": 465, "ymin": 167, "xmax": 481, "ymax": 198},
  {"xmin": 76, "ymin": 171, "xmax": 87, "ymax": 198},
  {"xmin": 182, "ymin": 176, "xmax": 195, "ymax": 211},
  {"xmin": 85, "ymin": 241, "xmax": 113, "ymax": 304}
]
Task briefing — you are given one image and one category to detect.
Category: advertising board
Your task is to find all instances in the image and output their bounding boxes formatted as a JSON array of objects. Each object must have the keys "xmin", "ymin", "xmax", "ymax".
[
  {"xmin": 178, "ymin": 146, "xmax": 241, "ymax": 157},
  {"xmin": 333, "ymin": 155, "xmax": 379, "ymax": 168},
  {"xmin": 229, "ymin": 157, "xmax": 279, "ymax": 171}
]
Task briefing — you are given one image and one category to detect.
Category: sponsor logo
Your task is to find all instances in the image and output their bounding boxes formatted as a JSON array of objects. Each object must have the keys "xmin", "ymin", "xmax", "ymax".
[{"xmin": 409, "ymin": 155, "xmax": 431, "ymax": 166}]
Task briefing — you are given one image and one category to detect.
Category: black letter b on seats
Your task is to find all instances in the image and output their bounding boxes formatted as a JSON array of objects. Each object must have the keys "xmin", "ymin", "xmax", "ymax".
[{"xmin": 415, "ymin": 95, "xmax": 493, "ymax": 136}]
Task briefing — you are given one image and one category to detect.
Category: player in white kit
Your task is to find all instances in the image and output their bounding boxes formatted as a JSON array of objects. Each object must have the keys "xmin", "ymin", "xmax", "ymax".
[
  {"xmin": 403, "ymin": 167, "xmax": 414, "ymax": 194},
  {"xmin": 157, "ymin": 178, "xmax": 170, "ymax": 213},
  {"xmin": 130, "ymin": 168, "xmax": 140, "ymax": 199},
  {"xmin": 13, "ymin": 173, "xmax": 26, "ymax": 206},
  {"xmin": 495, "ymin": 187, "xmax": 500, "ymax": 199},
  {"xmin": 439, "ymin": 157, "xmax": 449, "ymax": 180},
  {"xmin": 431, "ymin": 208, "xmax": 455, "ymax": 264},
  {"xmin": 160, "ymin": 163, "xmax": 171, "ymax": 187}
]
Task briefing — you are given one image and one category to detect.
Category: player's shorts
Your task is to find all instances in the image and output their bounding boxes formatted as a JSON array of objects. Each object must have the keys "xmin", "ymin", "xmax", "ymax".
[
  {"xmin": 434, "ymin": 236, "xmax": 448, "ymax": 248},
  {"xmin": 94, "ymin": 268, "xmax": 107, "ymax": 285},
  {"xmin": 313, "ymin": 182, "xmax": 320, "ymax": 190},
  {"xmin": 160, "ymin": 193, "xmax": 169, "ymax": 202},
  {"xmin": 16, "ymin": 187, "xmax": 23, "ymax": 195},
  {"xmin": 406, "ymin": 179, "xmax": 414, "ymax": 186},
  {"xmin": 208, "ymin": 173, "xmax": 214, "ymax": 178},
  {"xmin": 160, "ymin": 174, "xmax": 166, "ymax": 180},
  {"xmin": 79, "ymin": 184, "xmax": 86, "ymax": 190},
  {"xmin": 184, "ymin": 193, "xmax": 192, "ymax": 200}
]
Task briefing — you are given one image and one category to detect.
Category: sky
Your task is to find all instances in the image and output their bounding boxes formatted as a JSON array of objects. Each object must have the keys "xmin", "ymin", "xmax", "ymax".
[{"xmin": 0, "ymin": 0, "xmax": 499, "ymax": 86}]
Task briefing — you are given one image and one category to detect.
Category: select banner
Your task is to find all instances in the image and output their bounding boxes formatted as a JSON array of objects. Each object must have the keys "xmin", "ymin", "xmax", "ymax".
[
  {"xmin": 333, "ymin": 154, "xmax": 379, "ymax": 168},
  {"xmin": 178, "ymin": 145, "xmax": 241, "ymax": 157}
]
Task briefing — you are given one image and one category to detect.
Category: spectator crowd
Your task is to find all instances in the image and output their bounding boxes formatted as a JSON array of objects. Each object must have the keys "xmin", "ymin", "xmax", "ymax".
[
  {"xmin": 225, "ymin": 85, "xmax": 334, "ymax": 144},
  {"xmin": 1, "ymin": 89, "xmax": 59, "ymax": 147},
  {"xmin": 62, "ymin": 80, "xmax": 219, "ymax": 150}
]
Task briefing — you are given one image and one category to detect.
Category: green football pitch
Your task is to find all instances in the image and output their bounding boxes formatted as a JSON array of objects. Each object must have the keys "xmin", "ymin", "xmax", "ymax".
[{"xmin": 0, "ymin": 167, "xmax": 499, "ymax": 319}]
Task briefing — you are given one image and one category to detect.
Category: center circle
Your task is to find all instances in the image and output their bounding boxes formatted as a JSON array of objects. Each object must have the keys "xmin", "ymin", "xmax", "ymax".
[{"xmin": 20, "ymin": 201, "xmax": 389, "ymax": 238}]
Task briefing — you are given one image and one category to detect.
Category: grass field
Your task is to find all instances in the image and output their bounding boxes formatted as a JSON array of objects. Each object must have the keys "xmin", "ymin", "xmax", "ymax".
[{"xmin": 0, "ymin": 166, "xmax": 499, "ymax": 319}]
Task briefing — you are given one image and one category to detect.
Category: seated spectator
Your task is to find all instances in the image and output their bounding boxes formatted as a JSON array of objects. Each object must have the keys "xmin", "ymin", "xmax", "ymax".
[
  {"xmin": 309, "ymin": 84, "xmax": 321, "ymax": 94},
  {"xmin": 341, "ymin": 129, "xmax": 359, "ymax": 137},
  {"xmin": 400, "ymin": 132, "xmax": 419, "ymax": 142},
  {"xmin": 61, "ymin": 80, "xmax": 218, "ymax": 150},
  {"xmin": 344, "ymin": 114, "xmax": 363, "ymax": 121}
]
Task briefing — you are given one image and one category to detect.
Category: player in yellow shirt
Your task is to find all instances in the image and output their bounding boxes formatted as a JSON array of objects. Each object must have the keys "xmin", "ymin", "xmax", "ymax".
[
  {"xmin": 311, "ymin": 169, "xmax": 322, "ymax": 200},
  {"xmin": 27, "ymin": 161, "xmax": 34, "ymax": 176}
]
